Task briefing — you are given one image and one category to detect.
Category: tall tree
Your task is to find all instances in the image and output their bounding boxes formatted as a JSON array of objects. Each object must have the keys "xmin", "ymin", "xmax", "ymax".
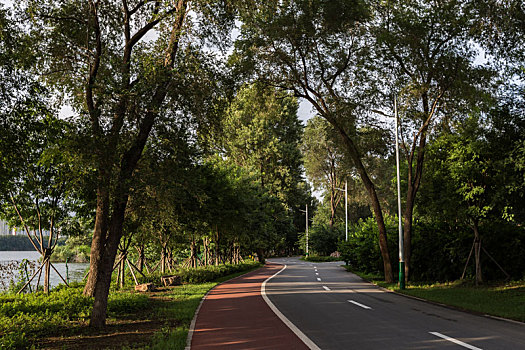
[
  {"xmin": 23, "ymin": 0, "xmax": 234, "ymax": 326},
  {"xmin": 302, "ymin": 116, "xmax": 346, "ymax": 228},
  {"xmin": 371, "ymin": 0, "xmax": 497, "ymax": 281},
  {"xmin": 235, "ymin": 0, "xmax": 395, "ymax": 281},
  {"xmin": 221, "ymin": 83, "xmax": 307, "ymax": 255}
]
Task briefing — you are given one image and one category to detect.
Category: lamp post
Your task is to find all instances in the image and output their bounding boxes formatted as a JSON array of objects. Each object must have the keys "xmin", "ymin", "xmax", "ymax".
[
  {"xmin": 394, "ymin": 97, "xmax": 405, "ymax": 290},
  {"xmin": 335, "ymin": 181, "xmax": 348, "ymax": 241},
  {"xmin": 306, "ymin": 204, "xmax": 309, "ymax": 256},
  {"xmin": 300, "ymin": 205, "xmax": 309, "ymax": 256}
]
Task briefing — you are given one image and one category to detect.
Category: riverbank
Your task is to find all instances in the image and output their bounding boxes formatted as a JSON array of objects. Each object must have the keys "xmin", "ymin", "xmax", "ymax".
[
  {"xmin": 0, "ymin": 251, "xmax": 88, "ymax": 291},
  {"xmin": 0, "ymin": 261, "xmax": 261, "ymax": 349},
  {"xmin": 0, "ymin": 236, "xmax": 66, "ymax": 251},
  {"xmin": 344, "ymin": 266, "xmax": 525, "ymax": 323}
]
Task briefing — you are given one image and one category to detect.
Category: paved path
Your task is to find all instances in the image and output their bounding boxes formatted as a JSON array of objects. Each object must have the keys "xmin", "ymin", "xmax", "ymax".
[
  {"xmin": 266, "ymin": 257, "xmax": 525, "ymax": 350},
  {"xmin": 189, "ymin": 263, "xmax": 309, "ymax": 350}
]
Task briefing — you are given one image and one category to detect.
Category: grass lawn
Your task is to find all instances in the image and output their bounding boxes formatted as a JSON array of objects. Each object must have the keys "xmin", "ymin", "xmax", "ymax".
[
  {"xmin": 1, "ymin": 262, "xmax": 261, "ymax": 349},
  {"xmin": 344, "ymin": 266, "xmax": 525, "ymax": 323}
]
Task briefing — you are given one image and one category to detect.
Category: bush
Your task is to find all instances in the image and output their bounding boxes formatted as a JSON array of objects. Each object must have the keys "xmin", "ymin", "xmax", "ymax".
[
  {"xmin": 302, "ymin": 256, "xmax": 340, "ymax": 262},
  {"xmin": 51, "ymin": 243, "xmax": 90, "ymax": 263},
  {"xmin": 175, "ymin": 262, "xmax": 260, "ymax": 284},
  {"xmin": 339, "ymin": 214, "xmax": 525, "ymax": 283},
  {"xmin": 137, "ymin": 261, "xmax": 261, "ymax": 286},
  {"xmin": 338, "ymin": 215, "xmax": 398, "ymax": 276},
  {"xmin": 309, "ymin": 224, "xmax": 344, "ymax": 256}
]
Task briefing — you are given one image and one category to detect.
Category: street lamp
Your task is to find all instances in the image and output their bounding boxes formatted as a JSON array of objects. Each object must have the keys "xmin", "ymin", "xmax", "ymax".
[
  {"xmin": 335, "ymin": 181, "xmax": 348, "ymax": 242},
  {"xmin": 299, "ymin": 205, "xmax": 309, "ymax": 256},
  {"xmin": 394, "ymin": 97, "xmax": 405, "ymax": 290}
]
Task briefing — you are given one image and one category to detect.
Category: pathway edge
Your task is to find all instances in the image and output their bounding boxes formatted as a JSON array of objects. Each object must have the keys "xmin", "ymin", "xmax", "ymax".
[
  {"xmin": 261, "ymin": 264, "xmax": 322, "ymax": 350},
  {"xmin": 185, "ymin": 266, "xmax": 264, "ymax": 350}
]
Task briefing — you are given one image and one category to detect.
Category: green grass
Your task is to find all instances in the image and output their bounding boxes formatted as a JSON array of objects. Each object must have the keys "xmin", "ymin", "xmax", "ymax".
[
  {"xmin": 344, "ymin": 266, "xmax": 525, "ymax": 323},
  {"xmin": 396, "ymin": 281, "xmax": 525, "ymax": 323},
  {"xmin": 0, "ymin": 261, "xmax": 262, "ymax": 349}
]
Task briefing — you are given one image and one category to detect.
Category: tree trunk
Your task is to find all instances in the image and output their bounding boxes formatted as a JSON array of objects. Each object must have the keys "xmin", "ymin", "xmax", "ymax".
[
  {"xmin": 137, "ymin": 245, "xmax": 145, "ymax": 272},
  {"xmin": 256, "ymin": 248, "xmax": 265, "ymax": 264},
  {"xmin": 473, "ymin": 221, "xmax": 482, "ymax": 285},
  {"xmin": 190, "ymin": 238, "xmax": 196, "ymax": 268},
  {"xmin": 119, "ymin": 254, "xmax": 126, "ymax": 288},
  {"xmin": 44, "ymin": 257, "xmax": 50, "ymax": 294},
  {"xmin": 215, "ymin": 228, "xmax": 220, "ymax": 266},
  {"xmin": 333, "ymin": 124, "xmax": 393, "ymax": 283},
  {"xmin": 84, "ymin": 181, "xmax": 110, "ymax": 297},
  {"xmin": 403, "ymin": 182, "xmax": 416, "ymax": 282},
  {"xmin": 88, "ymin": 207, "xmax": 126, "ymax": 327},
  {"xmin": 161, "ymin": 243, "xmax": 166, "ymax": 274},
  {"xmin": 330, "ymin": 186, "xmax": 336, "ymax": 228}
]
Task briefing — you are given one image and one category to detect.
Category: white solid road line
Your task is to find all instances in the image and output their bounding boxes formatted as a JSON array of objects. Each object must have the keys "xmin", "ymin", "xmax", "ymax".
[
  {"xmin": 322, "ymin": 286, "xmax": 330, "ymax": 291},
  {"xmin": 261, "ymin": 265, "xmax": 321, "ymax": 350},
  {"xmin": 429, "ymin": 332, "xmax": 483, "ymax": 350},
  {"xmin": 348, "ymin": 300, "xmax": 372, "ymax": 310},
  {"xmin": 316, "ymin": 277, "xmax": 321, "ymax": 281}
]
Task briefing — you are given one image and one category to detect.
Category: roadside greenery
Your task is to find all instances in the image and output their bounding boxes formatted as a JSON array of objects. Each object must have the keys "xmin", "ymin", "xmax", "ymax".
[
  {"xmin": 301, "ymin": 256, "xmax": 340, "ymax": 263},
  {"xmin": 0, "ymin": 262, "xmax": 260, "ymax": 349},
  {"xmin": 1, "ymin": 0, "xmax": 524, "ymax": 341},
  {"xmin": 346, "ymin": 267, "xmax": 525, "ymax": 323}
]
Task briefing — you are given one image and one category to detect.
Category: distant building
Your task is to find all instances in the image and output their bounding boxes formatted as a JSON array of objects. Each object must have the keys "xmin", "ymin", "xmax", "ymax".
[
  {"xmin": 0, "ymin": 220, "xmax": 52, "ymax": 237},
  {"xmin": 0, "ymin": 220, "xmax": 13, "ymax": 235}
]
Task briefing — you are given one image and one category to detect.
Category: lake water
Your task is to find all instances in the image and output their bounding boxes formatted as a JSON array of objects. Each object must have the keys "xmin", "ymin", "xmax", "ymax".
[{"xmin": 0, "ymin": 251, "xmax": 89, "ymax": 291}]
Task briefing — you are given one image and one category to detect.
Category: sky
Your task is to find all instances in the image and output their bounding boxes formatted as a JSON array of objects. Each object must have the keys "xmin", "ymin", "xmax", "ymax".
[{"xmin": 298, "ymin": 99, "xmax": 315, "ymax": 125}]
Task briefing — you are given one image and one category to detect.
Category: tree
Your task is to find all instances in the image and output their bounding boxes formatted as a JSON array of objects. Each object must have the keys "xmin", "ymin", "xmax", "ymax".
[
  {"xmin": 235, "ymin": 0, "xmax": 395, "ymax": 281},
  {"xmin": 420, "ymin": 108, "xmax": 525, "ymax": 284},
  {"xmin": 23, "ymin": 0, "xmax": 234, "ymax": 326},
  {"xmin": 302, "ymin": 116, "xmax": 347, "ymax": 228},
  {"xmin": 221, "ymin": 83, "xmax": 308, "ymax": 255},
  {"xmin": 368, "ymin": 0, "xmax": 497, "ymax": 281},
  {"xmin": 1, "ymin": 112, "xmax": 75, "ymax": 293},
  {"xmin": 0, "ymin": 6, "xmax": 76, "ymax": 294}
]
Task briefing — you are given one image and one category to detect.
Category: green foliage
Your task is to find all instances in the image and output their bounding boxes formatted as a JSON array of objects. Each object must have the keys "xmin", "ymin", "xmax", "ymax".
[
  {"xmin": 302, "ymin": 256, "xmax": 340, "ymax": 262},
  {"xmin": 0, "ymin": 287, "xmax": 92, "ymax": 348},
  {"xmin": 342, "ymin": 215, "xmax": 525, "ymax": 282},
  {"xmin": 221, "ymin": 83, "xmax": 310, "ymax": 253},
  {"xmin": 308, "ymin": 224, "xmax": 344, "ymax": 256},
  {"xmin": 337, "ymin": 216, "xmax": 397, "ymax": 276},
  {"xmin": 143, "ymin": 262, "xmax": 261, "ymax": 285},
  {"xmin": 51, "ymin": 235, "xmax": 91, "ymax": 262},
  {"xmin": 107, "ymin": 291, "xmax": 150, "ymax": 315}
]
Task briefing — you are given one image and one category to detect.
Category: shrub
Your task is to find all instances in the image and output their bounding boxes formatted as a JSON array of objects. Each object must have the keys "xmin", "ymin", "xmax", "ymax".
[{"xmin": 303, "ymin": 256, "xmax": 340, "ymax": 262}]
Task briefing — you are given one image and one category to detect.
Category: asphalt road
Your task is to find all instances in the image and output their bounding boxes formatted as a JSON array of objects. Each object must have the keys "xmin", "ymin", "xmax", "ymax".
[{"xmin": 265, "ymin": 257, "xmax": 525, "ymax": 350}]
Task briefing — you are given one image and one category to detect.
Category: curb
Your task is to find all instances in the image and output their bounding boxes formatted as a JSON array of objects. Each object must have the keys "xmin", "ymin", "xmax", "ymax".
[{"xmin": 343, "ymin": 266, "xmax": 525, "ymax": 328}]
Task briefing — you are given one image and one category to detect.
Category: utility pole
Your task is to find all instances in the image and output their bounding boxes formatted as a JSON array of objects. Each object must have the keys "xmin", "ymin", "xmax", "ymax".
[
  {"xmin": 306, "ymin": 204, "xmax": 309, "ymax": 256},
  {"xmin": 395, "ymin": 97, "xmax": 405, "ymax": 290},
  {"xmin": 336, "ymin": 181, "xmax": 348, "ymax": 241},
  {"xmin": 300, "ymin": 205, "xmax": 309, "ymax": 256},
  {"xmin": 344, "ymin": 180, "xmax": 348, "ymax": 242}
]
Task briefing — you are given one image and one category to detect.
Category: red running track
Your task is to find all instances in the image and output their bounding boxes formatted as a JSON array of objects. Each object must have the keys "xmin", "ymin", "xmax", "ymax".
[{"xmin": 189, "ymin": 263, "xmax": 309, "ymax": 350}]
